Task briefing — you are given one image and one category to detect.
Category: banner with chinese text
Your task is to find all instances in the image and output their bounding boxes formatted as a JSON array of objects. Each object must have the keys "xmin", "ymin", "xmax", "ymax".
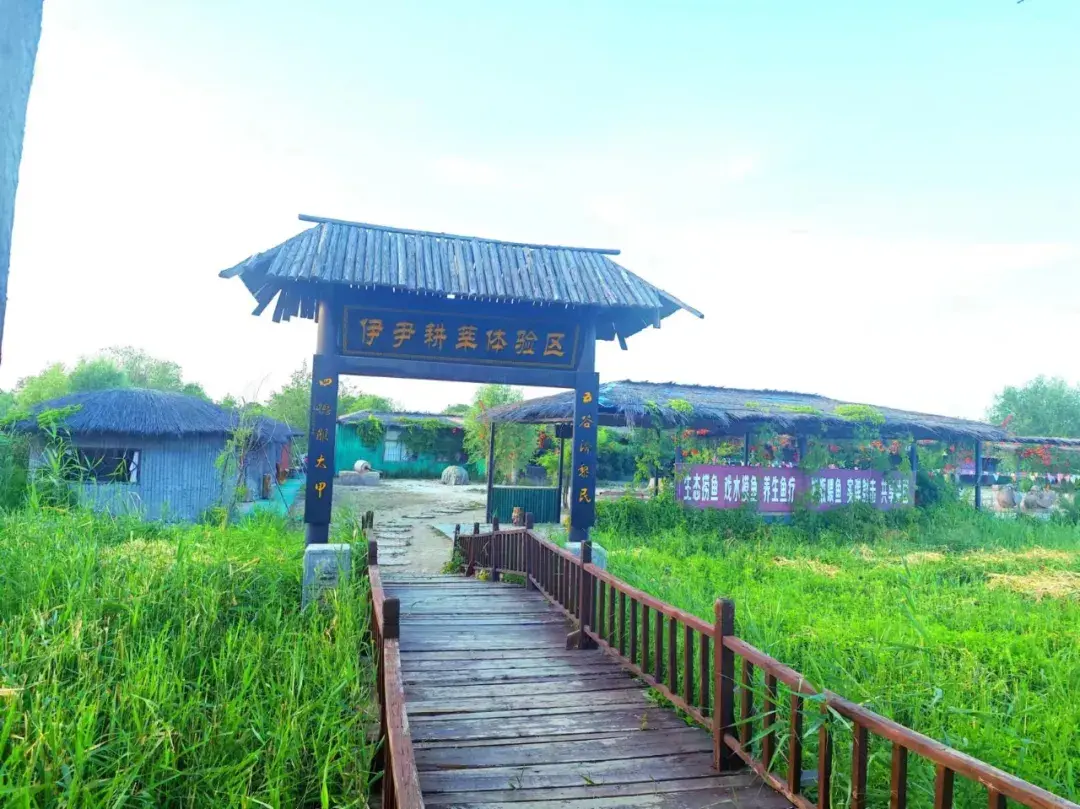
[
  {"xmin": 342, "ymin": 306, "xmax": 580, "ymax": 369},
  {"xmin": 676, "ymin": 465, "xmax": 913, "ymax": 512}
]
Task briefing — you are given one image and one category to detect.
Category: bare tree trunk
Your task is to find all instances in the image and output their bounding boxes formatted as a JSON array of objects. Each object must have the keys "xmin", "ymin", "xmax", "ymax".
[{"xmin": 0, "ymin": 0, "xmax": 44, "ymax": 366}]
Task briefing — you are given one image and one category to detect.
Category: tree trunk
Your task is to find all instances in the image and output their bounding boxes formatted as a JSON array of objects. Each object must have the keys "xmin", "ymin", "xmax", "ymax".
[{"xmin": 0, "ymin": 0, "xmax": 44, "ymax": 366}]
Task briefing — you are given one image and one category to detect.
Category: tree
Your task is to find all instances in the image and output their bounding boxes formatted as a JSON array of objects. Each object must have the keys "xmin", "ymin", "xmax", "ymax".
[
  {"xmin": 442, "ymin": 403, "xmax": 470, "ymax": 416},
  {"xmin": 463, "ymin": 385, "xmax": 538, "ymax": 484},
  {"xmin": 69, "ymin": 356, "xmax": 129, "ymax": 392},
  {"xmin": 339, "ymin": 390, "xmax": 395, "ymax": 416},
  {"xmin": 103, "ymin": 346, "xmax": 207, "ymax": 396},
  {"xmin": 988, "ymin": 377, "xmax": 1080, "ymax": 438},
  {"xmin": 0, "ymin": 390, "xmax": 15, "ymax": 420},
  {"xmin": 13, "ymin": 363, "xmax": 70, "ymax": 408},
  {"xmin": 10, "ymin": 349, "xmax": 208, "ymax": 411},
  {"xmin": 263, "ymin": 362, "xmax": 395, "ymax": 450}
]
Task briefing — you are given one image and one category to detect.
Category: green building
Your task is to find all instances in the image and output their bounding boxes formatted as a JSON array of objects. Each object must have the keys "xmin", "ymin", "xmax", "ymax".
[{"xmin": 335, "ymin": 411, "xmax": 470, "ymax": 478}]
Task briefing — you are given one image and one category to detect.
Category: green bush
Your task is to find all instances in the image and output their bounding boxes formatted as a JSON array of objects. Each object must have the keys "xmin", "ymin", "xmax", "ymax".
[{"xmin": 0, "ymin": 433, "xmax": 29, "ymax": 509}]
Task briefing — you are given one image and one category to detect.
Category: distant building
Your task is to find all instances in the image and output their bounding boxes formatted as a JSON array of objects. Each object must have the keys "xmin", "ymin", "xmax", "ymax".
[
  {"xmin": 19, "ymin": 389, "xmax": 297, "ymax": 521},
  {"xmin": 336, "ymin": 411, "xmax": 468, "ymax": 478}
]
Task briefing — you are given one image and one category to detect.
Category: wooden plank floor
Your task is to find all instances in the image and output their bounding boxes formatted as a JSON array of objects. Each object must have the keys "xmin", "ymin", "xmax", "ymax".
[{"xmin": 384, "ymin": 574, "xmax": 792, "ymax": 809}]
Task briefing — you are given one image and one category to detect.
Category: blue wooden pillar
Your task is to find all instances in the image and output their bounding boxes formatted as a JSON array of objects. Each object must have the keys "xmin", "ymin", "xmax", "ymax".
[
  {"xmin": 569, "ymin": 326, "xmax": 598, "ymax": 544},
  {"xmin": 305, "ymin": 300, "xmax": 340, "ymax": 545}
]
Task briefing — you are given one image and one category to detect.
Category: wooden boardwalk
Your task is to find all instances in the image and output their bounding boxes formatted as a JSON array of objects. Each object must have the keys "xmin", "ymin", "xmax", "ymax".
[{"xmin": 384, "ymin": 574, "xmax": 791, "ymax": 809}]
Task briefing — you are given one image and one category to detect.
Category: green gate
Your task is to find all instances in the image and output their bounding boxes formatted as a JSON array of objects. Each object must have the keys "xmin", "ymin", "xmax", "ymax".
[{"xmin": 489, "ymin": 486, "xmax": 560, "ymax": 524}]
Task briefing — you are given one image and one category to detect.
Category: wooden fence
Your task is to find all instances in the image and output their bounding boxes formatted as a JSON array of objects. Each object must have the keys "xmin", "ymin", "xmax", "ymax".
[
  {"xmin": 366, "ymin": 528, "xmax": 425, "ymax": 809},
  {"xmin": 453, "ymin": 522, "xmax": 1079, "ymax": 809}
]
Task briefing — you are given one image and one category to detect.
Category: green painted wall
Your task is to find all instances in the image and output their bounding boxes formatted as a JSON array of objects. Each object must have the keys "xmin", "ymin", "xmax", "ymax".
[{"xmin": 335, "ymin": 423, "xmax": 468, "ymax": 478}]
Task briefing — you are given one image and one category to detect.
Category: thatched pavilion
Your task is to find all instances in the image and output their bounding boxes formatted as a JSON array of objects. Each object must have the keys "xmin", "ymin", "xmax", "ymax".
[
  {"xmin": 488, "ymin": 380, "xmax": 1005, "ymax": 437},
  {"xmin": 484, "ymin": 380, "xmax": 1009, "ymax": 515}
]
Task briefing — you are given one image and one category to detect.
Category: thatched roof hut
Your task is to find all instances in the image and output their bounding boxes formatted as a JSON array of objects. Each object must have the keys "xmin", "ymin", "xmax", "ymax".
[
  {"xmin": 486, "ymin": 380, "xmax": 1006, "ymax": 442},
  {"xmin": 17, "ymin": 389, "xmax": 298, "ymax": 521}
]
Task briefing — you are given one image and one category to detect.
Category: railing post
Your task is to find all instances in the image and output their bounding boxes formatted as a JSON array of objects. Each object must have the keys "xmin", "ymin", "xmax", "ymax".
[
  {"xmin": 453, "ymin": 523, "xmax": 461, "ymax": 562},
  {"xmin": 384, "ymin": 597, "xmax": 400, "ymax": 641},
  {"xmin": 367, "ymin": 540, "xmax": 378, "ymax": 567},
  {"xmin": 713, "ymin": 598, "xmax": 737, "ymax": 771},
  {"xmin": 491, "ymin": 516, "xmax": 501, "ymax": 581},
  {"xmin": 577, "ymin": 540, "xmax": 595, "ymax": 648},
  {"xmin": 524, "ymin": 513, "xmax": 535, "ymax": 589},
  {"xmin": 467, "ymin": 522, "xmax": 479, "ymax": 577}
]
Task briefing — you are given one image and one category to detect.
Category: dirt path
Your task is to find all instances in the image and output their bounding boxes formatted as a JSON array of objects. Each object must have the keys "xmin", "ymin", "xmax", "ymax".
[{"xmin": 332, "ymin": 480, "xmax": 488, "ymax": 574}]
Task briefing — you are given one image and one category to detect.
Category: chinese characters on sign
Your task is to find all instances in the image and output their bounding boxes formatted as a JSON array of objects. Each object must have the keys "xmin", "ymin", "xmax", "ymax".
[
  {"xmin": 342, "ymin": 307, "xmax": 580, "ymax": 369},
  {"xmin": 676, "ymin": 465, "xmax": 913, "ymax": 513},
  {"xmin": 304, "ymin": 355, "xmax": 339, "ymax": 526},
  {"xmin": 570, "ymin": 376, "xmax": 600, "ymax": 530}
]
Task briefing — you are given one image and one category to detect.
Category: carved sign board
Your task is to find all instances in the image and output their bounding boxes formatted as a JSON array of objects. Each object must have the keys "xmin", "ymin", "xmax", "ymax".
[{"xmin": 341, "ymin": 306, "xmax": 581, "ymax": 369}]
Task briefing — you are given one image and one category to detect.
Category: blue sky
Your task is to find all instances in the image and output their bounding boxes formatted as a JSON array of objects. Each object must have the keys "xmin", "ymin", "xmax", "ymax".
[{"xmin": 5, "ymin": 0, "xmax": 1078, "ymax": 418}]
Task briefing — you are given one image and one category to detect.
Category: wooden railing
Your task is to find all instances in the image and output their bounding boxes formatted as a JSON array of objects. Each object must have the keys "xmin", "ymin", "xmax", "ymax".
[
  {"xmin": 367, "ymin": 539, "xmax": 424, "ymax": 809},
  {"xmin": 454, "ymin": 523, "xmax": 1079, "ymax": 809}
]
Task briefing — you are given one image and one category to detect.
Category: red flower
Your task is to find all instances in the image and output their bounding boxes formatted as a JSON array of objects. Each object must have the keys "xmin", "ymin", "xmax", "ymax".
[
  {"xmin": 681, "ymin": 449, "xmax": 689, "ymax": 458},
  {"xmin": 828, "ymin": 444, "xmax": 841, "ymax": 453}
]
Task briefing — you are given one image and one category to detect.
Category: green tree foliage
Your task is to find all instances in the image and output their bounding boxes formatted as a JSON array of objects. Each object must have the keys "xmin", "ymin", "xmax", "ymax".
[
  {"xmin": 8, "ymin": 348, "xmax": 208, "ymax": 412},
  {"xmin": 442, "ymin": 403, "xmax": 470, "ymax": 416},
  {"xmin": 989, "ymin": 376, "xmax": 1080, "ymax": 437},
  {"xmin": 339, "ymin": 391, "xmax": 396, "ymax": 416},
  {"xmin": 68, "ymin": 356, "xmax": 129, "ymax": 392},
  {"xmin": 463, "ymin": 385, "xmax": 538, "ymax": 483},
  {"xmin": 13, "ymin": 363, "xmax": 71, "ymax": 408},
  {"xmin": 263, "ymin": 362, "xmax": 395, "ymax": 450},
  {"xmin": 104, "ymin": 347, "xmax": 188, "ymax": 392}
]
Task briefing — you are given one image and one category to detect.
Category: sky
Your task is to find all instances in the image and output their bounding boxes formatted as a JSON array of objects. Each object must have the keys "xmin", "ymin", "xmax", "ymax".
[{"xmin": 4, "ymin": 0, "xmax": 1078, "ymax": 418}]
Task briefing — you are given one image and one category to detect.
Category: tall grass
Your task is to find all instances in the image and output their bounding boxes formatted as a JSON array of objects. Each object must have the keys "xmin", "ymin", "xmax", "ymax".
[
  {"xmin": 0, "ymin": 509, "xmax": 374, "ymax": 808},
  {"xmin": 594, "ymin": 496, "xmax": 1080, "ymax": 804}
]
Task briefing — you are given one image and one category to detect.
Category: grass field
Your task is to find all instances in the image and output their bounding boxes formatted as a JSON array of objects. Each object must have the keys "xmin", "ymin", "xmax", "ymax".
[
  {"xmin": 594, "ymin": 497, "xmax": 1080, "ymax": 805},
  {"xmin": 0, "ymin": 509, "xmax": 374, "ymax": 808}
]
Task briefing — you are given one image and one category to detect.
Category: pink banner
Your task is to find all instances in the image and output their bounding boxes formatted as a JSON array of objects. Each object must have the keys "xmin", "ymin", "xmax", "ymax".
[{"xmin": 676, "ymin": 465, "xmax": 913, "ymax": 512}]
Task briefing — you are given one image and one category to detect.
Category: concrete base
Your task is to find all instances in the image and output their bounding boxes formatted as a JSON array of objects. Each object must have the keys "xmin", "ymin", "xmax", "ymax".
[
  {"xmin": 566, "ymin": 541, "xmax": 607, "ymax": 570},
  {"xmin": 302, "ymin": 543, "xmax": 352, "ymax": 608},
  {"xmin": 338, "ymin": 470, "xmax": 381, "ymax": 487}
]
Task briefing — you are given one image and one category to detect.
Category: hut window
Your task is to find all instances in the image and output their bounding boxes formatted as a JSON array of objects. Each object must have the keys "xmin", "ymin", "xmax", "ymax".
[
  {"xmin": 68, "ymin": 448, "xmax": 140, "ymax": 483},
  {"xmin": 383, "ymin": 433, "xmax": 416, "ymax": 463}
]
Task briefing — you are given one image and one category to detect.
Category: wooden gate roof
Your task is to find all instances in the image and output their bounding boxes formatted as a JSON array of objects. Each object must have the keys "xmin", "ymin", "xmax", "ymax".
[{"xmin": 220, "ymin": 215, "xmax": 702, "ymax": 339}]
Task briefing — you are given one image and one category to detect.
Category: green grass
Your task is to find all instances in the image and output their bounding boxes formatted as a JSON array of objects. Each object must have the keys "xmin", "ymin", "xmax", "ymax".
[
  {"xmin": 594, "ymin": 497, "xmax": 1080, "ymax": 805},
  {"xmin": 0, "ymin": 509, "xmax": 374, "ymax": 808}
]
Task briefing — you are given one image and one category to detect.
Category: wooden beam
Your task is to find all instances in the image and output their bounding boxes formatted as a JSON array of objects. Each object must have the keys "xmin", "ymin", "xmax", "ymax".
[{"xmin": 335, "ymin": 354, "xmax": 580, "ymax": 389}]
